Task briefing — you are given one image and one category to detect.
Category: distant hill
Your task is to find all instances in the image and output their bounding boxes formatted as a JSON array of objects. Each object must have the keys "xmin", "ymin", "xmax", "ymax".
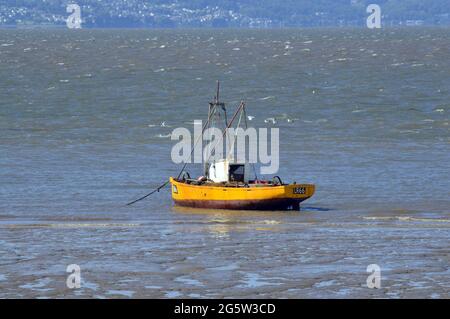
[{"xmin": 1, "ymin": 0, "xmax": 449, "ymax": 28}]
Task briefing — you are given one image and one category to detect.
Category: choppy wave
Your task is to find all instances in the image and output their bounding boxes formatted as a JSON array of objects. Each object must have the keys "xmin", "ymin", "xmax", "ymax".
[
  {"xmin": 363, "ymin": 216, "xmax": 450, "ymax": 223},
  {"xmin": 3, "ymin": 223, "xmax": 141, "ymax": 229}
]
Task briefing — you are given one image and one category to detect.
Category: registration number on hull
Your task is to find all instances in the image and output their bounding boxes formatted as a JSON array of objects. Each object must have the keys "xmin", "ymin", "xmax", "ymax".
[{"xmin": 293, "ymin": 187, "xmax": 306, "ymax": 195}]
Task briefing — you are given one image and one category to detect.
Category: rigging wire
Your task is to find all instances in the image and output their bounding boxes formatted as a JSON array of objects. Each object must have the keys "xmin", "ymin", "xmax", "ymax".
[
  {"xmin": 242, "ymin": 105, "xmax": 259, "ymax": 181},
  {"xmin": 126, "ymin": 105, "xmax": 217, "ymax": 206}
]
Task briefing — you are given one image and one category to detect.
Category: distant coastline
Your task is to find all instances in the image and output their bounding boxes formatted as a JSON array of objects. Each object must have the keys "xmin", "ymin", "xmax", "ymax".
[
  {"xmin": 1, "ymin": 1, "xmax": 449, "ymax": 29},
  {"xmin": 2, "ymin": 25, "xmax": 450, "ymax": 30}
]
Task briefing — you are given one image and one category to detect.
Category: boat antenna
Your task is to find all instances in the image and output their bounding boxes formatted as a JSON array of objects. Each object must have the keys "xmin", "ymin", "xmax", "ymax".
[{"xmin": 216, "ymin": 80, "xmax": 220, "ymax": 103}]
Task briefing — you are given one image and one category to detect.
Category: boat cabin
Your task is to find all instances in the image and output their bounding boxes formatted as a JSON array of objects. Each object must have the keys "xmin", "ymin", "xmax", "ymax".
[{"xmin": 208, "ymin": 159, "xmax": 251, "ymax": 183}]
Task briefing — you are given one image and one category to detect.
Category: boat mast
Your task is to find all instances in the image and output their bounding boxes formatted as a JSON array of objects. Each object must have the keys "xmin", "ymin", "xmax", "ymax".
[{"xmin": 204, "ymin": 81, "xmax": 227, "ymax": 176}]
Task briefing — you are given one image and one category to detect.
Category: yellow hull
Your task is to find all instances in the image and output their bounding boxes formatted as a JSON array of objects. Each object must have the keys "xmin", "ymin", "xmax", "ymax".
[{"xmin": 170, "ymin": 177, "xmax": 315, "ymax": 210}]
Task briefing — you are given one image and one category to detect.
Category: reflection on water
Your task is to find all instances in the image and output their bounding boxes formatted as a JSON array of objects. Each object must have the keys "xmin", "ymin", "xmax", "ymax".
[
  {"xmin": 173, "ymin": 206, "xmax": 287, "ymax": 237},
  {"xmin": 172, "ymin": 205, "xmax": 296, "ymax": 217}
]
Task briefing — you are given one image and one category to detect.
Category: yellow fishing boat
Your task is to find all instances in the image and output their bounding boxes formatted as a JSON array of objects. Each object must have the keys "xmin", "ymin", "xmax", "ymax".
[
  {"xmin": 169, "ymin": 83, "xmax": 315, "ymax": 211},
  {"xmin": 170, "ymin": 175, "xmax": 315, "ymax": 210}
]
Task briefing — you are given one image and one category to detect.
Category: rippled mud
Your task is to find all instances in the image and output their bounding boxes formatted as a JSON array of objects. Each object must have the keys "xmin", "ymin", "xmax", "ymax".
[{"xmin": 1, "ymin": 206, "xmax": 449, "ymax": 298}]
